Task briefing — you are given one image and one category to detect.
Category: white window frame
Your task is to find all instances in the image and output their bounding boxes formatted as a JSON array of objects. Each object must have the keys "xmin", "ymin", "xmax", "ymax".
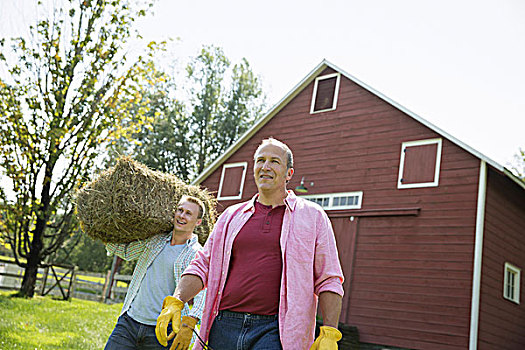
[
  {"xmin": 397, "ymin": 138, "xmax": 443, "ymax": 189},
  {"xmin": 503, "ymin": 262, "xmax": 521, "ymax": 304},
  {"xmin": 217, "ymin": 162, "xmax": 247, "ymax": 201},
  {"xmin": 310, "ymin": 73, "xmax": 341, "ymax": 114},
  {"xmin": 300, "ymin": 191, "xmax": 363, "ymax": 210}
]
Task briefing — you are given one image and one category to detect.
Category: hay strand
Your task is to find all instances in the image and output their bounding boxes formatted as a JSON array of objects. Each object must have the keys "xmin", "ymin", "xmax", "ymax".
[{"xmin": 76, "ymin": 157, "xmax": 217, "ymax": 245}]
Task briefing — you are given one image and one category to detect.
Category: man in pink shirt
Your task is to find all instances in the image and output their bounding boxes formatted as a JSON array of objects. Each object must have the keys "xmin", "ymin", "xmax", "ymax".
[{"xmin": 156, "ymin": 138, "xmax": 344, "ymax": 350}]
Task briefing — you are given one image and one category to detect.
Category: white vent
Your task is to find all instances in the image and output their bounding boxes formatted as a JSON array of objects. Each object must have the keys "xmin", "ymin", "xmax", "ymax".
[
  {"xmin": 310, "ymin": 73, "xmax": 341, "ymax": 114},
  {"xmin": 300, "ymin": 191, "xmax": 363, "ymax": 210}
]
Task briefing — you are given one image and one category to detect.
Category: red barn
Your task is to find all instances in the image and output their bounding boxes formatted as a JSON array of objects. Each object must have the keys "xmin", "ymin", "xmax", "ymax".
[{"xmin": 193, "ymin": 60, "xmax": 525, "ymax": 350}]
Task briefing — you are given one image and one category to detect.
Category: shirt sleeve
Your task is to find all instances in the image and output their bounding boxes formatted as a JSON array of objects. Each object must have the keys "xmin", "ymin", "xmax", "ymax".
[
  {"xmin": 105, "ymin": 239, "xmax": 147, "ymax": 261},
  {"xmin": 182, "ymin": 227, "xmax": 215, "ymax": 288},
  {"xmin": 182, "ymin": 208, "xmax": 229, "ymax": 287},
  {"xmin": 182, "ymin": 241, "xmax": 208, "ymax": 321},
  {"xmin": 313, "ymin": 209, "xmax": 345, "ymax": 296},
  {"xmin": 189, "ymin": 287, "xmax": 206, "ymax": 321}
]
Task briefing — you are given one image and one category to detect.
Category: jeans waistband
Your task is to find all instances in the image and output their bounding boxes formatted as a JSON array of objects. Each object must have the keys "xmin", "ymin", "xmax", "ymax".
[
  {"xmin": 122, "ymin": 312, "xmax": 158, "ymax": 328},
  {"xmin": 219, "ymin": 310, "xmax": 278, "ymax": 320}
]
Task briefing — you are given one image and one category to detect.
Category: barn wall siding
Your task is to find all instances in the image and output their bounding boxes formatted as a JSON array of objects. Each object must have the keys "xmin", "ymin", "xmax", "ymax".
[
  {"xmin": 199, "ymin": 68, "xmax": 502, "ymax": 349},
  {"xmin": 477, "ymin": 169, "xmax": 525, "ymax": 349}
]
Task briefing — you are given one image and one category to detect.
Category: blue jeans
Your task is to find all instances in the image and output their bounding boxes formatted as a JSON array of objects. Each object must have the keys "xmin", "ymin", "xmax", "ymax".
[
  {"xmin": 104, "ymin": 312, "xmax": 174, "ymax": 350},
  {"xmin": 208, "ymin": 310, "xmax": 282, "ymax": 350}
]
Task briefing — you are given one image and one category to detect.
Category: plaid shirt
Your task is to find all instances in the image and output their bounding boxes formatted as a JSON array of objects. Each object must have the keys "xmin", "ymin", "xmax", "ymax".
[{"xmin": 106, "ymin": 233, "xmax": 206, "ymax": 322}]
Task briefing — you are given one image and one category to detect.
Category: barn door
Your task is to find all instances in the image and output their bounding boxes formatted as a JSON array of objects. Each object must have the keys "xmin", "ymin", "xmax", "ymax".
[{"xmin": 329, "ymin": 215, "xmax": 359, "ymax": 325}]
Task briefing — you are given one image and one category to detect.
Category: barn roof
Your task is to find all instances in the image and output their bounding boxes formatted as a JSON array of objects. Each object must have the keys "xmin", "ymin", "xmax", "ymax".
[{"xmin": 193, "ymin": 59, "xmax": 525, "ymax": 191}]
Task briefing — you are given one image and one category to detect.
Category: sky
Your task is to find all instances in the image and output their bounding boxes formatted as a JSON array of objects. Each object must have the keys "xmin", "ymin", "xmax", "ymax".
[{"xmin": 1, "ymin": 0, "xmax": 524, "ymax": 171}]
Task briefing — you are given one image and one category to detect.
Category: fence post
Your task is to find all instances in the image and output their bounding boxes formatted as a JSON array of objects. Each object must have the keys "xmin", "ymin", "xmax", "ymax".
[
  {"xmin": 67, "ymin": 266, "xmax": 78, "ymax": 300},
  {"xmin": 40, "ymin": 266, "xmax": 49, "ymax": 296},
  {"xmin": 102, "ymin": 269, "xmax": 111, "ymax": 303},
  {"xmin": 104, "ymin": 255, "xmax": 122, "ymax": 302}
]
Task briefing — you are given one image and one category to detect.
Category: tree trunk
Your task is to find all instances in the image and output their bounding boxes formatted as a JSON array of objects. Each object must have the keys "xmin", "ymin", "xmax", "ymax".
[
  {"xmin": 19, "ymin": 257, "xmax": 40, "ymax": 297},
  {"xmin": 17, "ymin": 163, "xmax": 52, "ymax": 297},
  {"xmin": 18, "ymin": 215, "xmax": 46, "ymax": 297}
]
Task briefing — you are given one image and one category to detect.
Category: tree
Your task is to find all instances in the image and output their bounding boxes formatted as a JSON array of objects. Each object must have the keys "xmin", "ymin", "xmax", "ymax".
[
  {"xmin": 0, "ymin": 0, "xmax": 156, "ymax": 297},
  {"xmin": 111, "ymin": 45, "xmax": 266, "ymax": 181},
  {"xmin": 50, "ymin": 232, "xmax": 136, "ymax": 274},
  {"xmin": 103, "ymin": 58, "xmax": 192, "ymax": 176},
  {"xmin": 53, "ymin": 231, "xmax": 111, "ymax": 272},
  {"xmin": 186, "ymin": 46, "xmax": 265, "ymax": 176},
  {"xmin": 511, "ymin": 148, "xmax": 525, "ymax": 180}
]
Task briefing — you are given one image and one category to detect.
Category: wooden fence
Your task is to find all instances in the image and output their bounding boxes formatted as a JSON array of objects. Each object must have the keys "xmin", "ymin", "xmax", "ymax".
[{"xmin": 0, "ymin": 257, "xmax": 131, "ymax": 303}]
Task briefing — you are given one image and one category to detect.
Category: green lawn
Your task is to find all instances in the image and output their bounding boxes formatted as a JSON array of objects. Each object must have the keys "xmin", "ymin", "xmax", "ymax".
[
  {"xmin": 0, "ymin": 290, "xmax": 122, "ymax": 350},
  {"xmin": 76, "ymin": 273, "xmax": 129, "ymax": 288}
]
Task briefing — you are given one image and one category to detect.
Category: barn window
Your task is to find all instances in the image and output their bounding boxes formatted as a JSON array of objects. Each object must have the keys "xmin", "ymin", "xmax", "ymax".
[
  {"xmin": 217, "ymin": 162, "xmax": 247, "ymax": 201},
  {"xmin": 503, "ymin": 262, "xmax": 520, "ymax": 304},
  {"xmin": 397, "ymin": 138, "xmax": 442, "ymax": 189},
  {"xmin": 310, "ymin": 73, "xmax": 341, "ymax": 114},
  {"xmin": 300, "ymin": 191, "xmax": 363, "ymax": 210}
]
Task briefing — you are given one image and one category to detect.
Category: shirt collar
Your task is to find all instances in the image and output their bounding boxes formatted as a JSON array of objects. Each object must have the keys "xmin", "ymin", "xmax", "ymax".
[
  {"xmin": 164, "ymin": 232, "xmax": 198, "ymax": 246},
  {"xmin": 244, "ymin": 190, "xmax": 297, "ymax": 212},
  {"xmin": 284, "ymin": 190, "xmax": 297, "ymax": 211}
]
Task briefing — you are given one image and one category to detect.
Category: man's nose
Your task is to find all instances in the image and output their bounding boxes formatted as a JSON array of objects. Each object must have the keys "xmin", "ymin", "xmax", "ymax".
[{"xmin": 262, "ymin": 160, "xmax": 271, "ymax": 169}]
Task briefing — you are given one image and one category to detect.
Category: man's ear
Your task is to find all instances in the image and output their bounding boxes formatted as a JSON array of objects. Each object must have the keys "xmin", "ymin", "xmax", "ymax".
[
  {"xmin": 286, "ymin": 167, "xmax": 294, "ymax": 182},
  {"xmin": 196, "ymin": 218, "xmax": 202, "ymax": 227}
]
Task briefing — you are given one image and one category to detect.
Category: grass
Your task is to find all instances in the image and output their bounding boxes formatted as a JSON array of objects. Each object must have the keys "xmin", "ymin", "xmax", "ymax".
[
  {"xmin": 76, "ymin": 274, "xmax": 129, "ymax": 288},
  {"xmin": 0, "ymin": 290, "xmax": 122, "ymax": 350}
]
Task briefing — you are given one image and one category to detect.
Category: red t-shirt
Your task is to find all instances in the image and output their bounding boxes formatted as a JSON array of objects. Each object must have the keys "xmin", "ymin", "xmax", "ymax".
[{"xmin": 219, "ymin": 201, "xmax": 285, "ymax": 315}]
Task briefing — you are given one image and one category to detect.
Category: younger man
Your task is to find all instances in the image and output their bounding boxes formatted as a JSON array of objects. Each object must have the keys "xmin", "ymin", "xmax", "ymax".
[{"xmin": 104, "ymin": 195, "xmax": 207, "ymax": 350}]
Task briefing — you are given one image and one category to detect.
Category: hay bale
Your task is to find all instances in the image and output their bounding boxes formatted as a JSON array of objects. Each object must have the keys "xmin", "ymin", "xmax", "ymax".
[{"xmin": 75, "ymin": 156, "xmax": 217, "ymax": 245}]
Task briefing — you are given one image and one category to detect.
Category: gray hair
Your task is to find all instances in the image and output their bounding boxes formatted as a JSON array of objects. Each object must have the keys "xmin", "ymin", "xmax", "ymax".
[{"xmin": 254, "ymin": 138, "xmax": 294, "ymax": 169}]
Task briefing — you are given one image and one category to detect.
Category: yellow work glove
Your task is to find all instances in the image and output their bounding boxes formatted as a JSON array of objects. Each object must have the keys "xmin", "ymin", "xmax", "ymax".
[
  {"xmin": 155, "ymin": 296, "xmax": 185, "ymax": 347},
  {"xmin": 310, "ymin": 326, "xmax": 342, "ymax": 350},
  {"xmin": 169, "ymin": 316, "xmax": 198, "ymax": 350}
]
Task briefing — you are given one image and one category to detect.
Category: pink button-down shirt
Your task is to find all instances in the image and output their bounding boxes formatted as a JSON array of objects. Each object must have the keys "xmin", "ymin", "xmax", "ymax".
[{"xmin": 184, "ymin": 190, "xmax": 344, "ymax": 350}]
